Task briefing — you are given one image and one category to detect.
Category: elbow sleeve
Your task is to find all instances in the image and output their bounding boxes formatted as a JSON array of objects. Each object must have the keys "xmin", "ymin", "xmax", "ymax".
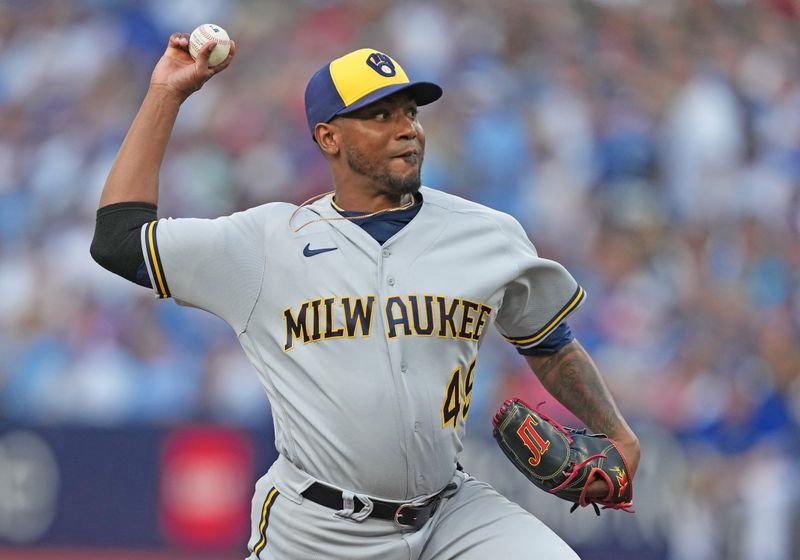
[{"xmin": 90, "ymin": 202, "xmax": 157, "ymax": 288}]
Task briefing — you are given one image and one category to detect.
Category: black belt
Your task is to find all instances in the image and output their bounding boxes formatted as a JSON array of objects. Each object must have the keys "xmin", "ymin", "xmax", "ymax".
[{"xmin": 301, "ymin": 482, "xmax": 456, "ymax": 529}]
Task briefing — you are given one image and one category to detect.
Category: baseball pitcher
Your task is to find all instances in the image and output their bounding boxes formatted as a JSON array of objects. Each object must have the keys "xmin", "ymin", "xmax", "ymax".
[{"xmin": 91, "ymin": 33, "xmax": 640, "ymax": 559}]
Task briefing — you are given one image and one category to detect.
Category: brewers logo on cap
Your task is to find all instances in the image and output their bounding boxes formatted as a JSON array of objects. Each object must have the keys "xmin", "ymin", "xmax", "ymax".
[
  {"xmin": 366, "ymin": 53, "xmax": 396, "ymax": 77},
  {"xmin": 304, "ymin": 48, "xmax": 443, "ymax": 139}
]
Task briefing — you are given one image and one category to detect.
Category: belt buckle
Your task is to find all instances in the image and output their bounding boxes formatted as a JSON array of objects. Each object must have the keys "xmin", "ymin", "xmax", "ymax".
[
  {"xmin": 394, "ymin": 486, "xmax": 453, "ymax": 529},
  {"xmin": 393, "ymin": 502, "xmax": 415, "ymax": 528}
]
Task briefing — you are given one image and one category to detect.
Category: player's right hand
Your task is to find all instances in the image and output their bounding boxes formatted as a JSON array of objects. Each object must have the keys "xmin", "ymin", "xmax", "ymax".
[{"xmin": 149, "ymin": 33, "xmax": 236, "ymax": 101}]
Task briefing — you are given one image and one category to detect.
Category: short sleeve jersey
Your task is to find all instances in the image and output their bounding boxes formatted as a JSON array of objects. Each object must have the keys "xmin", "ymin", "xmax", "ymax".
[{"xmin": 141, "ymin": 187, "xmax": 585, "ymax": 500}]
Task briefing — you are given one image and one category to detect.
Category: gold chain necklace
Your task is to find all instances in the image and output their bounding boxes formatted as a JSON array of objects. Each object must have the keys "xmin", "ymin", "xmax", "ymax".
[{"xmin": 289, "ymin": 191, "xmax": 416, "ymax": 233}]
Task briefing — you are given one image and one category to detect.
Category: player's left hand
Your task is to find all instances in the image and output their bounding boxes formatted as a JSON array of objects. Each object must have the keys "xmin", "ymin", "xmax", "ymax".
[
  {"xmin": 585, "ymin": 434, "xmax": 639, "ymax": 499},
  {"xmin": 493, "ymin": 398, "xmax": 636, "ymax": 514}
]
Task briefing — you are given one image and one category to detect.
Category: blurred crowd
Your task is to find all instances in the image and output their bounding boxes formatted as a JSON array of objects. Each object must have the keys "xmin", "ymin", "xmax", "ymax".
[{"xmin": 1, "ymin": 0, "xmax": 800, "ymax": 558}]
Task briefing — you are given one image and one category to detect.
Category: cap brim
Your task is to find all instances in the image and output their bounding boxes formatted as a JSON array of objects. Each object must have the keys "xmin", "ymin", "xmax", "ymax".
[{"xmin": 335, "ymin": 81, "xmax": 442, "ymax": 118}]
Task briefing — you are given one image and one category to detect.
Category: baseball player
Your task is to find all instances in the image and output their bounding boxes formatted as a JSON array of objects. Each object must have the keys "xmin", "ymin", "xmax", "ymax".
[{"xmin": 91, "ymin": 34, "xmax": 640, "ymax": 559}]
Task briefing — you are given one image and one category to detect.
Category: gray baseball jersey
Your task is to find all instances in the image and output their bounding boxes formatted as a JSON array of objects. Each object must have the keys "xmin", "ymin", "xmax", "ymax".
[{"xmin": 141, "ymin": 186, "xmax": 584, "ymax": 503}]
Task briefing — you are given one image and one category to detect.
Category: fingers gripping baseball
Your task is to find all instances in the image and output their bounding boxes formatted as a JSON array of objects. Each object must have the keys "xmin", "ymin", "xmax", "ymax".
[{"xmin": 150, "ymin": 32, "xmax": 236, "ymax": 100}]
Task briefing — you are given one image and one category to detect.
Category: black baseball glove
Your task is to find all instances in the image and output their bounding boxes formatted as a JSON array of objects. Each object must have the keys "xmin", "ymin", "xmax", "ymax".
[{"xmin": 492, "ymin": 397, "xmax": 633, "ymax": 514}]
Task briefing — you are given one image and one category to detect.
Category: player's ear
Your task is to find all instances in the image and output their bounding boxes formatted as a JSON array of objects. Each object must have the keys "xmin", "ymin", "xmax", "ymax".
[{"xmin": 315, "ymin": 123, "xmax": 340, "ymax": 156}]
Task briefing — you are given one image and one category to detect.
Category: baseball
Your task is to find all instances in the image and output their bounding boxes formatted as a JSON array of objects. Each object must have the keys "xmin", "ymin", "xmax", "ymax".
[{"xmin": 188, "ymin": 24, "xmax": 231, "ymax": 67}]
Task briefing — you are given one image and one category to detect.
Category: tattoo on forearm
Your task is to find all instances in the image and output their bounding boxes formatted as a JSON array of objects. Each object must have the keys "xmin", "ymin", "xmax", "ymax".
[{"xmin": 532, "ymin": 342, "xmax": 623, "ymax": 438}]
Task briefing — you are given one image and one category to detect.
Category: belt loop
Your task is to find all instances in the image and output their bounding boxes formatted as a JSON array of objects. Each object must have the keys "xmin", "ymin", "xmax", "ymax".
[
  {"xmin": 334, "ymin": 490, "xmax": 356, "ymax": 519},
  {"xmin": 334, "ymin": 490, "xmax": 374, "ymax": 523},
  {"xmin": 351, "ymin": 493, "xmax": 373, "ymax": 522}
]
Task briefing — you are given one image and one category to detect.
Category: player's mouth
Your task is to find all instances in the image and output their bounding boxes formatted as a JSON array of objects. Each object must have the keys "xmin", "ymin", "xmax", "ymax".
[{"xmin": 392, "ymin": 149, "xmax": 420, "ymax": 165}]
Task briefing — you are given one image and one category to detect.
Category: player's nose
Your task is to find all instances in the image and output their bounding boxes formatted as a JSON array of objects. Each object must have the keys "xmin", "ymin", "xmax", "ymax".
[{"xmin": 394, "ymin": 113, "xmax": 418, "ymax": 140}]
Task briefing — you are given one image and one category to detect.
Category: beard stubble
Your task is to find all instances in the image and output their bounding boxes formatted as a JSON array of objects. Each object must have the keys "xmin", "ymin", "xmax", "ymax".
[{"xmin": 346, "ymin": 146, "xmax": 422, "ymax": 196}]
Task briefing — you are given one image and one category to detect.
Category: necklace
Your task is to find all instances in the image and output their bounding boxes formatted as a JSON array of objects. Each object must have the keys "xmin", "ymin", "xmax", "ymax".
[
  {"xmin": 288, "ymin": 191, "xmax": 417, "ymax": 233},
  {"xmin": 330, "ymin": 193, "xmax": 414, "ymax": 213}
]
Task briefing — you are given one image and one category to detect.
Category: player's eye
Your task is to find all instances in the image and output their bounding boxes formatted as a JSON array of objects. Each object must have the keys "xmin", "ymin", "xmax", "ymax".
[{"xmin": 407, "ymin": 106, "xmax": 418, "ymax": 119}]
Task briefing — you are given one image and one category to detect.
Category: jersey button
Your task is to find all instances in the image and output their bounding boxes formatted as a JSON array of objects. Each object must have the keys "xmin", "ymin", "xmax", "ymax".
[
  {"xmin": 414, "ymin": 422, "xmax": 421, "ymax": 432},
  {"xmin": 382, "ymin": 248, "xmax": 391, "ymax": 258},
  {"xmin": 400, "ymin": 363, "xmax": 408, "ymax": 373},
  {"xmin": 387, "ymin": 276, "xmax": 395, "ymax": 286}
]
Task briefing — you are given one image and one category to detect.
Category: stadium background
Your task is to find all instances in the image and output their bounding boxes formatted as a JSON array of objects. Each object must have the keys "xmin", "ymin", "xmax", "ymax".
[{"xmin": 1, "ymin": 1, "xmax": 799, "ymax": 558}]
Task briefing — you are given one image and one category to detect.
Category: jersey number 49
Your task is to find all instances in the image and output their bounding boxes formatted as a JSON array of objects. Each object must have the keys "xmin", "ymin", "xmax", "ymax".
[{"xmin": 441, "ymin": 357, "xmax": 477, "ymax": 429}]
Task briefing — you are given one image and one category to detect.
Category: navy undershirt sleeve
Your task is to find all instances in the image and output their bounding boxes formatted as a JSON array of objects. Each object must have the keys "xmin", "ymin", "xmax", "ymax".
[{"xmin": 516, "ymin": 322, "xmax": 574, "ymax": 355}]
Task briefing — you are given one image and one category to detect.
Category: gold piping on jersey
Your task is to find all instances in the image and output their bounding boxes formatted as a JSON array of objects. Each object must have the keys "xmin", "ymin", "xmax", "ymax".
[
  {"xmin": 144, "ymin": 221, "xmax": 171, "ymax": 299},
  {"xmin": 253, "ymin": 486, "xmax": 279, "ymax": 558},
  {"xmin": 503, "ymin": 286, "xmax": 585, "ymax": 347}
]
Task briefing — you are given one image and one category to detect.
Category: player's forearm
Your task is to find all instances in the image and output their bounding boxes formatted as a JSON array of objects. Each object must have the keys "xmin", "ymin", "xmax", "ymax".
[
  {"xmin": 524, "ymin": 340, "xmax": 638, "ymax": 446},
  {"xmin": 99, "ymin": 85, "xmax": 183, "ymax": 207}
]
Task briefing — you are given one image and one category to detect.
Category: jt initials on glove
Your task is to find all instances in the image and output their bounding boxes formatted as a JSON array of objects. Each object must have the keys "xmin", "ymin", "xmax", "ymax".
[{"xmin": 492, "ymin": 398, "xmax": 633, "ymax": 514}]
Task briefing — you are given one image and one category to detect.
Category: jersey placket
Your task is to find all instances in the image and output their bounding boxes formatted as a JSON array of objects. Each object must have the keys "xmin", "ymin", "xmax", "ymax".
[
  {"xmin": 373, "ymin": 240, "xmax": 419, "ymax": 498},
  {"xmin": 309, "ymin": 193, "xmax": 449, "ymax": 499}
]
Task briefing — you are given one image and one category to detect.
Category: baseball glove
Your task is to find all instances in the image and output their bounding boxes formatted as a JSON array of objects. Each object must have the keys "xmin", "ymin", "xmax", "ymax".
[{"xmin": 492, "ymin": 397, "xmax": 633, "ymax": 514}]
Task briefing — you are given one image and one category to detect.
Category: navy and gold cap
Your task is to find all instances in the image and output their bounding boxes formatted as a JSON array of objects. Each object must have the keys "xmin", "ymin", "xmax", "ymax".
[{"xmin": 304, "ymin": 48, "xmax": 442, "ymax": 139}]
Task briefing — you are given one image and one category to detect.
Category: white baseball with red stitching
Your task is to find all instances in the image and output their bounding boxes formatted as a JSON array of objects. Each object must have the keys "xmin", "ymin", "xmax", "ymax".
[{"xmin": 188, "ymin": 24, "xmax": 231, "ymax": 67}]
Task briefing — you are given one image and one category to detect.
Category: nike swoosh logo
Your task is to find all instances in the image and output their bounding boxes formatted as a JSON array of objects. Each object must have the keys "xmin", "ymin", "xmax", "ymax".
[{"xmin": 303, "ymin": 243, "xmax": 338, "ymax": 257}]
